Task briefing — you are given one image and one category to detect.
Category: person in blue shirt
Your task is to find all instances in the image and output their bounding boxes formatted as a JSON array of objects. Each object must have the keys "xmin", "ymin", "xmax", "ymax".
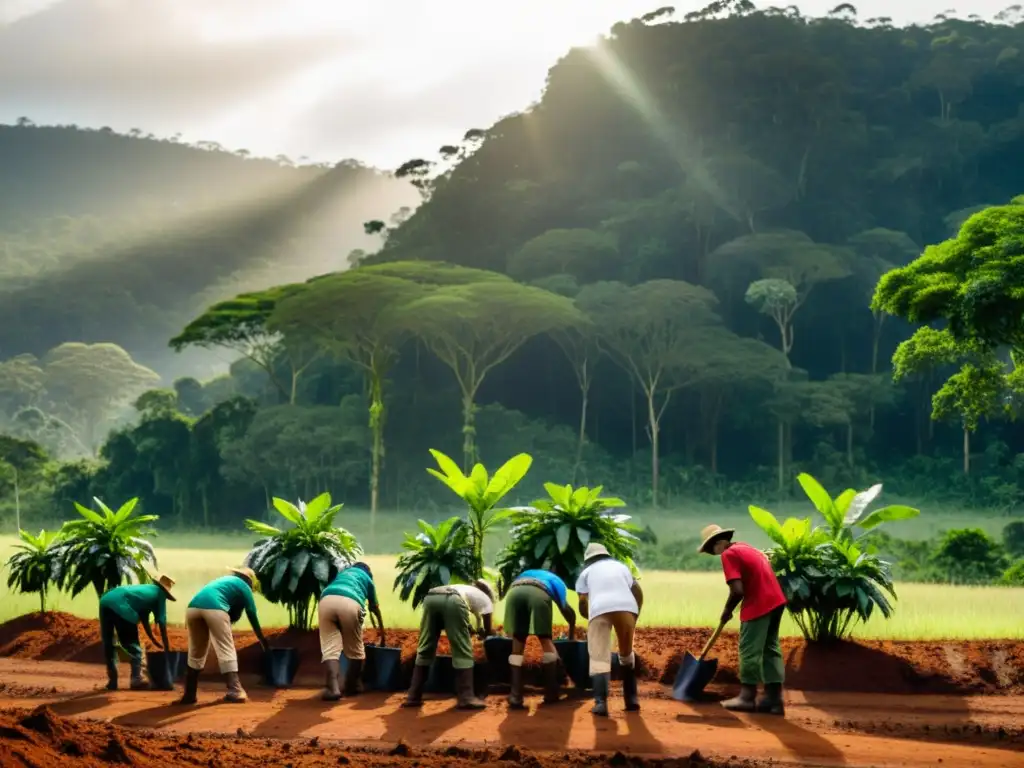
[{"xmin": 502, "ymin": 568, "xmax": 576, "ymax": 708}]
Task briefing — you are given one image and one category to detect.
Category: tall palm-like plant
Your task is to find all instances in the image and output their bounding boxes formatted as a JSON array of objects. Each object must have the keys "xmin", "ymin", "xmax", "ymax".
[
  {"xmin": 6, "ymin": 529, "xmax": 62, "ymax": 614},
  {"xmin": 53, "ymin": 498, "xmax": 158, "ymax": 598},
  {"xmin": 394, "ymin": 517, "xmax": 475, "ymax": 607},
  {"xmin": 426, "ymin": 448, "xmax": 532, "ymax": 579},
  {"xmin": 244, "ymin": 492, "xmax": 361, "ymax": 629},
  {"xmin": 495, "ymin": 483, "xmax": 640, "ymax": 591}
]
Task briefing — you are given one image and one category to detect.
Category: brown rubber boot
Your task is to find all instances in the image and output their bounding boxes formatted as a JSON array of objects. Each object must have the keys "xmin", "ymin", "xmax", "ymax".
[
  {"xmin": 723, "ymin": 684, "xmax": 758, "ymax": 712},
  {"xmin": 757, "ymin": 682, "xmax": 785, "ymax": 716},
  {"xmin": 322, "ymin": 659, "xmax": 342, "ymax": 701},
  {"xmin": 175, "ymin": 668, "xmax": 199, "ymax": 705},
  {"xmin": 455, "ymin": 667, "xmax": 486, "ymax": 710},
  {"xmin": 224, "ymin": 671, "xmax": 247, "ymax": 703},
  {"xmin": 402, "ymin": 665, "xmax": 429, "ymax": 708},
  {"xmin": 541, "ymin": 661, "xmax": 560, "ymax": 704},
  {"xmin": 507, "ymin": 664, "xmax": 525, "ymax": 709},
  {"xmin": 342, "ymin": 659, "xmax": 364, "ymax": 696},
  {"xmin": 129, "ymin": 658, "xmax": 150, "ymax": 690}
]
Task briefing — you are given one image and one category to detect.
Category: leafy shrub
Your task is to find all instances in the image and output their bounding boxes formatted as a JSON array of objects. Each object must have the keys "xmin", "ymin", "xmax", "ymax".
[
  {"xmin": 1002, "ymin": 559, "xmax": 1024, "ymax": 586},
  {"xmin": 5, "ymin": 529, "xmax": 61, "ymax": 613},
  {"xmin": 929, "ymin": 528, "xmax": 1008, "ymax": 585},
  {"xmin": 1003, "ymin": 521, "xmax": 1024, "ymax": 558},
  {"xmin": 394, "ymin": 517, "xmax": 476, "ymax": 607},
  {"xmin": 244, "ymin": 493, "xmax": 361, "ymax": 629},
  {"xmin": 53, "ymin": 497, "xmax": 157, "ymax": 598},
  {"xmin": 426, "ymin": 448, "xmax": 532, "ymax": 579},
  {"xmin": 750, "ymin": 473, "xmax": 920, "ymax": 643},
  {"xmin": 495, "ymin": 483, "xmax": 640, "ymax": 591}
]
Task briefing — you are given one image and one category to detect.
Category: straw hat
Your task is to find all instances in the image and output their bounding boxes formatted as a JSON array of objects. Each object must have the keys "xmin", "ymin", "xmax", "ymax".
[
  {"xmin": 583, "ymin": 542, "xmax": 610, "ymax": 562},
  {"xmin": 229, "ymin": 566, "xmax": 260, "ymax": 593},
  {"xmin": 154, "ymin": 574, "xmax": 176, "ymax": 601},
  {"xmin": 698, "ymin": 524, "xmax": 734, "ymax": 554}
]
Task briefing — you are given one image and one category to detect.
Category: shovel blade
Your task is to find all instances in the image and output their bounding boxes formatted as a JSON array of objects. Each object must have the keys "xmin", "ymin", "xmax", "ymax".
[{"xmin": 671, "ymin": 652, "xmax": 718, "ymax": 701}]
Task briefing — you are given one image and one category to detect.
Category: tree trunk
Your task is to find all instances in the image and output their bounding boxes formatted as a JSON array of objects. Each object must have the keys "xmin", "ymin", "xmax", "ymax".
[
  {"xmin": 846, "ymin": 422, "xmax": 854, "ymax": 467},
  {"xmin": 573, "ymin": 383, "xmax": 589, "ymax": 485},
  {"xmin": 647, "ymin": 392, "xmax": 660, "ymax": 507},
  {"xmin": 289, "ymin": 369, "xmax": 299, "ymax": 405},
  {"xmin": 462, "ymin": 391, "xmax": 477, "ymax": 472},
  {"xmin": 777, "ymin": 419, "xmax": 785, "ymax": 492},
  {"xmin": 709, "ymin": 394, "xmax": 722, "ymax": 474},
  {"xmin": 963, "ymin": 428, "xmax": 970, "ymax": 475}
]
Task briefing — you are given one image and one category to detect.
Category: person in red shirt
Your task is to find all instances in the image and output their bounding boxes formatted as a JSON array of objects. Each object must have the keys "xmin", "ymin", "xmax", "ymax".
[{"xmin": 699, "ymin": 524, "xmax": 787, "ymax": 715}]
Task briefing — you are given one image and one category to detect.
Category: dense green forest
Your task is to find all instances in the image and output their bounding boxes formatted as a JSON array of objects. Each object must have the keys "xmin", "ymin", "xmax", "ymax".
[{"xmin": 6, "ymin": 4, "xmax": 1024, "ymax": 543}]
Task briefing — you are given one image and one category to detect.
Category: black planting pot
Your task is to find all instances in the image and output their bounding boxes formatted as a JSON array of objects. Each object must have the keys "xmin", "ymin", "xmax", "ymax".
[
  {"xmin": 147, "ymin": 650, "xmax": 187, "ymax": 691},
  {"xmin": 484, "ymin": 636, "xmax": 513, "ymax": 685},
  {"xmin": 424, "ymin": 654, "xmax": 454, "ymax": 693},
  {"xmin": 263, "ymin": 647, "xmax": 300, "ymax": 689},
  {"xmin": 555, "ymin": 639, "xmax": 590, "ymax": 689},
  {"xmin": 340, "ymin": 644, "xmax": 404, "ymax": 691}
]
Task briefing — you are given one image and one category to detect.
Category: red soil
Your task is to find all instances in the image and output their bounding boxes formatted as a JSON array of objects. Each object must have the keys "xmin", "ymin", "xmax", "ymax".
[{"xmin": 2, "ymin": 613, "xmax": 1021, "ymax": 696}]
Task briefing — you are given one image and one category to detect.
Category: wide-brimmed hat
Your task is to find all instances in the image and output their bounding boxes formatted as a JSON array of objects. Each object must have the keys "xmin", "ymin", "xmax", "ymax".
[
  {"xmin": 698, "ymin": 524, "xmax": 734, "ymax": 554},
  {"xmin": 583, "ymin": 542, "xmax": 610, "ymax": 562},
  {"xmin": 229, "ymin": 566, "xmax": 260, "ymax": 593},
  {"xmin": 154, "ymin": 574, "xmax": 176, "ymax": 601}
]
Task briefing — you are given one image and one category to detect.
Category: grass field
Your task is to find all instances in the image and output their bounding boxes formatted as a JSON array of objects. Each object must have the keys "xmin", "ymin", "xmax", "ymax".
[{"xmin": 2, "ymin": 534, "xmax": 1021, "ymax": 640}]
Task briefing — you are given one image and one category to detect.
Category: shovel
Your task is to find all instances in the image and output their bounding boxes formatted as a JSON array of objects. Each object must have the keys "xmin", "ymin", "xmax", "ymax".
[{"xmin": 671, "ymin": 621, "xmax": 725, "ymax": 702}]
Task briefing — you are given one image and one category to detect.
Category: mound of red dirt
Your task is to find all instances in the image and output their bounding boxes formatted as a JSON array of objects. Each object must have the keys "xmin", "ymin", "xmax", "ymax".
[
  {"xmin": 2, "ymin": 613, "xmax": 1021, "ymax": 696},
  {"xmin": 0, "ymin": 706, "xmax": 739, "ymax": 767}
]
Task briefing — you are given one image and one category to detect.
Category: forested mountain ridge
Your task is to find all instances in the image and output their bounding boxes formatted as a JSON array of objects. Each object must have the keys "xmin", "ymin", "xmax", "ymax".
[{"xmin": 0, "ymin": 123, "xmax": 418, "ymax": 374}]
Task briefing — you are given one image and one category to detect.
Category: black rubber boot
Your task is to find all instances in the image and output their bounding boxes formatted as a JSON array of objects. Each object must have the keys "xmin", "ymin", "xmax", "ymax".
[
  {"xmin": 757, "ymin": 683, "xmax": 785, "ymax": 716},
  {"xmin": 322, "ymin": 659, "xmax": 342, "ymax": 701},
  {"xmin": 591, "ymin": 673, "xmax": 610, "ymax": 716},
  {"xmin": 105, "ymin": 661, "xmax": 118, "ymax": 691},
  {"xmin": 507, "ymin": 665, "xmax": 525, "ymax": 709},
  {"xmin": 622, "ymin": 664, "xmax": 640, "ymax": 712},
  {"xmin": 455, "ymin": 667, "xmax": 486, "ymax": 710},
  {"xmin": 343, "ymin": 659, "xmax": 364, "ymax": 696},
  {"xmin": 402, "ymin": 665, "xmax": 428, "ymax": 708},
  {"xmin": 175, "ymin": 668, "xmax": 199, "ymax": 705},
  {"xmin": 723, "ymin": 684, "xmax": 758, "ymax": 712},
  {"xmin": 541, "ymin": 661, "xmax": 560, "ymax": 704}
]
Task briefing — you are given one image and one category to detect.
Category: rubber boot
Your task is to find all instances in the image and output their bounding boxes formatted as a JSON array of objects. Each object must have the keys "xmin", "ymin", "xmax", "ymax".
[
  {"xmin": 590, "ymin": 673, "xmax": 610, "ymax": 716},
  {"xmin": 321, "ymin": 659, "xmax": 342, "ymax": 701},
  {"xmin": 507, "ymin": 665, "xmax": 525, "ymax": 709},
  {"xmin": 129, "ymin": 657, "xmax": 150, "ymax": 690},
  {"xmin": 175, "ymin": 668, "xmax": 200, "ymax": 705},
  {"xmin": 621, "ymin": 665, "xmax": 640, "ymax": 712},
  {"xmin": 722, "ymin": 684, "xmax": 758, "ymax": 712},
  {"xmin": 541, "ymin": 661, "xmax": 560, "ymax": 704},
  {"xmin": 454, "ymin": 667, "xmax": 486, "ymax": 710},
  {"xmin": 402, "ymin": 665, "xmax": 429, "ymax": 708},
  {"xmin": 343, "ymin": 658, "xmax": 364, "ymax": 696},
  {"xmin": 105, "ymin": 661, "xmax": 118, "ymax": 691},
  {"xmin": 224, "ymin": 671, "xmax": 248, "ymax": 703},
  {"xmin": 757, "ymin": 682, "xmax": 785, "ymax": 716}
]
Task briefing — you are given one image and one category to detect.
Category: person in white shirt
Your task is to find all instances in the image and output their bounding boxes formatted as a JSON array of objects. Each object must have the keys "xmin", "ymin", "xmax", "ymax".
[
  {"xmin": 402, "ymin": 579, "xmax": 494, "ymax": 710},
  {"xmin": 575, "ymin": 543, "xmax": 643, "ymax": 715}
]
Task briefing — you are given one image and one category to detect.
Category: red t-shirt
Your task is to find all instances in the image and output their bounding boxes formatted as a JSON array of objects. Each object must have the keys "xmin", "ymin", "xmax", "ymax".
[{"xmin": 721, "ymin": 542, "xmax": 787, "ymax": 622}]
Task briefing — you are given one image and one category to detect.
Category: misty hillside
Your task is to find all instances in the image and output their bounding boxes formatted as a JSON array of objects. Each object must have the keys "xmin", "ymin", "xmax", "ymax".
[{"xmin": 0, "ymin": 123, "xmax": 418, "ymax": 377}]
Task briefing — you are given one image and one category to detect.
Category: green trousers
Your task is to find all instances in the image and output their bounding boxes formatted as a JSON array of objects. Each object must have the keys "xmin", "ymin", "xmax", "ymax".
[
  {"xmin": 416, "ymin": 591, "xmax": 475, "ymax": 670},
  {"xmin": 738, "ymin": 606, "xmax": 785, "ymax": 685},
  {"xmin": 100, "ymin": 606, "xmax": 143, "ymax": 665},
  {"xmin": 504, "ymin": 583, "xmax": 553, "ymax": 639}
]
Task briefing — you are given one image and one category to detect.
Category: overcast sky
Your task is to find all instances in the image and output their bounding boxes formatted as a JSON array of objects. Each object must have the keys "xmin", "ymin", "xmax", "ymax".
[{"xmin": 0, "ymin": 0, "xmax": 1013, "ymax": 169}]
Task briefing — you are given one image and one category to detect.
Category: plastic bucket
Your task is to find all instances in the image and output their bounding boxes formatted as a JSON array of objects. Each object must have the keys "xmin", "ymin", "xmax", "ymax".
[
  {"xmin": 147, "ymin": 651, "xmax": 187, "ymax": 690},
  {"xmin": 340, "ymin": 644, "xmax": 403, "ymax": 691},
  {"xmin": 263, "ymin": 647, "xmax": 300, "ymax": 688},
  {"xmin": 483, "ymin": 636, "xmax": 513, "ymax": 684},
  {"xmin": 555, "ymin": 639, "xmax": 590, "ymax": 689},
  {"xmin": 424, "ymin": 654, "xmax": 455, "ymax": 693}
]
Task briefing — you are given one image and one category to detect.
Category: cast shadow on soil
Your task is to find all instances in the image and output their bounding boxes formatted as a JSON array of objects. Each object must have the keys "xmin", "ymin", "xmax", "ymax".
[
  {"xmin": 47, "ymin": 691, "xmax": 112, "ymax": 717},
  {"xmin": 110, "ymin": 700, "xmax": 222, "ymax": 729},
  {"xmin": 496, "ymin": 694, "xmax": 587, "ymax": 751},
  {"xmin": 376, "ymin": 696, "xmax": 491, "ymax": 747},
  {"xmin": 593, "ymin": 708, "xmax": 665, "ymax": 755},
  {"xmin": 251, "ymin": 692, "xmax": 337, "ymax": 739}
]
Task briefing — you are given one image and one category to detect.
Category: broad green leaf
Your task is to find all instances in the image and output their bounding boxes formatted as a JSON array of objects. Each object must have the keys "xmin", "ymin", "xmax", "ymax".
[
  {"xmin": 844, "ymin": 484, "xmax": 883, "ymax": 525},
  {"xmin": 245, "ymin": 520, "xmax": 282, "ymax": 537},
  {"xmin": 113, "ymin": 498, "xmax": 139, "ymax": 524},
  {"xmin": 487, "ymin": 453, "xmax": 532, "ymax": 498},
  {"xmin": 304, "ymin": 492, "xmax": 332, "ymax": 522},
  {"xmin": 542, "ymin": 482, "xmax": 570, "ymax": 508},
  {"xmin": 439, "ymin": 565, "xmax": 451, "ymax": 584},
  {"xmin": 575, "ymin": 528, "xmax": 592, "ymax": 547},
  {"xmin": 73, "ymin": 502, "xmax": 105, "ymax": 526},
  {"xmin": 429, "ymin": 448, "xmax": 467, "ymax": 483},
  {"xmin": 748, "ymin": 505, "xmax": 786, "ymax": 546},
  {"xmin": 797, "ymin": 474, "xmax": 838, "ymax": 528},
  {"xmin": 556, "ymin": 524, "xmax": 572, "ymax": 553},
  {"xmin": 272, "ymin": 498, "xmax": 304, "ymax": 526},
  {"xmin": 469, "ymin": 463, "xmax": 489, "ymax": 495},
  {"xmin": 857, "ymin": 505, "xmax": 920, "ymax": 530},
  {"xmin": 427, "ymin": 467, "xmax": 467, "ymax": 498},
  {"xmin": 833, "ymin": 489, "xmax": 856, "ymax": 517},
  {"xmin": 534, "ymin": 535, "xmax": 553, "ymax": 559},
  {"xmin": 271, "ymin": 556, "xmax": 289, "ymax": 591}
]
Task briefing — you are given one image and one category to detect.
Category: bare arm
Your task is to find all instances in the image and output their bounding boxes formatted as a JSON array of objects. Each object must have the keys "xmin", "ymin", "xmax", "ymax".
[
  {"xmin": 142, "ymin": 619, "xmax": 161, "ymax": 649},
  {"xmin": 577, "ymin": 595, "xmax": 590, "ymax": 620},
  {"xmin": 371, "ymin": 604, "xmax": 386, "ymax": 646},
  {"xmin": 558, "ymin": 602, "xmax": 577, "ymax": 639},
  {"xmin": 630, "ymin": 582, "xmax": 644, "ymax": 613},
  {"xmin": 721, "ymin": 579, "xmax": 744, "ymax": 623},
  {"xmin": 159, "ymin": 623, "xmax": 170, "ymax": 653}
]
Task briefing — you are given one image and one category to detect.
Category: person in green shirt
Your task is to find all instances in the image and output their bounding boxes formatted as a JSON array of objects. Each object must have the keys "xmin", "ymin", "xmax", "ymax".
[
  {"xmin": 98, "ymin": 574, "xmax": 176, "ymax": 691},
  {"xmin": 177, "ymin": 567, "xmax": 270, "ymax": 705},
  {"xmin": 317, "ymin": 562, "xmax": 386, "ymax": 700}
]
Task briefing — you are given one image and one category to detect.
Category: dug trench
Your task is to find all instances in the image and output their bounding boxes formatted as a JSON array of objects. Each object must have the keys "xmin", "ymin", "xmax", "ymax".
[{"xmin": 0, "ymin": 613, "xmax": 1021, "ymax": 767}]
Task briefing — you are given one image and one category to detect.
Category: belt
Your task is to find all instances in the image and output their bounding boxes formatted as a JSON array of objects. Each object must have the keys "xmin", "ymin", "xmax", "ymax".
[{"xmin": 511, "ymin": 578, "xmax": 550, "ymax": 595}]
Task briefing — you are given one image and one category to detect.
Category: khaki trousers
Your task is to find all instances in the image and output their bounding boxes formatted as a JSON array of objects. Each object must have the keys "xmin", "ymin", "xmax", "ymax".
[
  {"xmin": 186, "ymin": 607, "xmax": 238, "ymax": 673},
  {"xmin": 318, "ymin": 595, "xmax": 366, "ymax": 662},
  {"xmin": 587, "ymin": 610, "xmax": 637, "ymax": 675}
]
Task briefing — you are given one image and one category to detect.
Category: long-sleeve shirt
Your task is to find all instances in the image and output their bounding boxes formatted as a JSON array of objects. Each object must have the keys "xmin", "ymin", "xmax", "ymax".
[
  {"xmin": 99, "ymin": 584, "xmax": 168, "ymax": 627},
  {"xmin": 189, "ymin": 575, "xmax": 262, "ymax": 633}
]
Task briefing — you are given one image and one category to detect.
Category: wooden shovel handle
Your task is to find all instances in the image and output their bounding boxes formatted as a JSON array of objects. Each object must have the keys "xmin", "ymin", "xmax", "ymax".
[{"xmin": 698, "ymin": 622, "xmax": 726, "ymax": 660}]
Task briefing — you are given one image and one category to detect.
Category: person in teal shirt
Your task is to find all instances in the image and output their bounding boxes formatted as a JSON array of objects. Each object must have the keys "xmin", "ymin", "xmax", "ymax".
[
  {"xmin": 98, "ymin": 575, "xmax": 176, "ymax": 691},
  {"xmin": 317, "ymin": 562, "xmax": 385, "ymax": 700},
  {"xmin": 177, "ymin": 567, "xmax": 270, "ymax": 705}
]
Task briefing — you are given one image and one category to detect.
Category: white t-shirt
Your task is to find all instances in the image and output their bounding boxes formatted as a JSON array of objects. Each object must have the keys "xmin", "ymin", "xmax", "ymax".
[
  {"xmin": 449, "ymin": 584, "xmax": 494, "ymax": 618},
  {"xmin": 575, "ymin": 558, "xmax": 637, "ymax": 619}
]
